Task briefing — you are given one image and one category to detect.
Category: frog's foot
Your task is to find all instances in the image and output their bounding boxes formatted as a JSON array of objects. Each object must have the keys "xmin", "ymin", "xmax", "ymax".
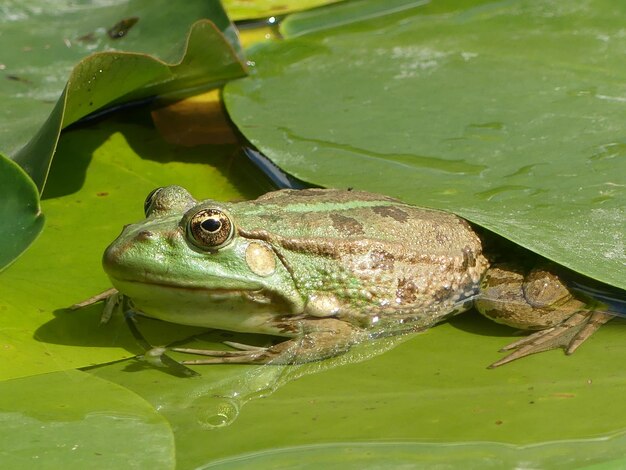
[
  {"xmin": 489, "ymin": 310, "xmax": 613, "ymax": 368},
  {"xmin": 70, "ymin": 288, "xmax": 118, "ymax": 309},
  {"xmin": 172, "ymin": 342, "xmax": 280, "ymax": 365},
  {"xmin": 173, "ymin": 318, "xmax": 362, "ymax": 365},
  {"xmin": 70, "ymin": 288, "xmax": 122, "ymax": 324}
]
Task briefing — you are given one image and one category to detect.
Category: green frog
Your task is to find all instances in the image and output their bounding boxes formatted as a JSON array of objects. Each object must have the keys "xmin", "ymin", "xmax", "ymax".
[{"xmin": 98, "ymin": 186, "xmax": 612, "ymax": 368}]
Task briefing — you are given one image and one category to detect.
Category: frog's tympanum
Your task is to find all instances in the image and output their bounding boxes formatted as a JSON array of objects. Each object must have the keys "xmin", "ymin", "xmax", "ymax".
[{"xmin": 100, "ymin": 186, "xmax": 613, "ymax": 368}]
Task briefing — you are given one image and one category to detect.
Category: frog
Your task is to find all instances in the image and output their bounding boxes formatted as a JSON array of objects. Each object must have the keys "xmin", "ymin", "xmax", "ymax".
[{"xmin": 96, "ymin": 185, "xmax": 613, "ymax": 368}]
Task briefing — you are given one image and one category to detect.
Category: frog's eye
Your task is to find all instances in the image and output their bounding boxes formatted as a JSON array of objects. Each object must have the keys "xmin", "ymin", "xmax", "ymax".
[
  {"xmin": 187, "ymin": 208, "xmax": 234, "ymax": 250},
  {"xmin": 144, "ymin": 187, "xmax": 164, "ymax": 216}
]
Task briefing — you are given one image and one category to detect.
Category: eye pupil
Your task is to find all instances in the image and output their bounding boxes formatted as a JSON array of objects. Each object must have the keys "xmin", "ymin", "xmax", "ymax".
[
  {"xmin": 187, "ymin": 208, "xmax": 234, "ymax": 250},
  {"xmin": 201, "ymin": 218, "xmax": 221, "ymax": 233}
]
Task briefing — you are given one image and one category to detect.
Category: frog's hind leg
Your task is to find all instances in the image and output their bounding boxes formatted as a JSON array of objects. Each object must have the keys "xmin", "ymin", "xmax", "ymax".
[
  {"xmin": 488, "ymin": 310, "xmax": 613, "ymax": 368},
  {"xmin": 172, "ymin": 318, "xmax": 363, "ymax": 365},
  {"xmin": 475, "ymin": 263, "xmax": 613, "ymax": 368}
]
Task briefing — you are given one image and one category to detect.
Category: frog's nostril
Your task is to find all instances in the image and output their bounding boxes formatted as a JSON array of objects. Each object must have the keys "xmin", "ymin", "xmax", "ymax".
[{"xmin": 136, "ymin": 230, "xmax": 154, "ymax": 241}]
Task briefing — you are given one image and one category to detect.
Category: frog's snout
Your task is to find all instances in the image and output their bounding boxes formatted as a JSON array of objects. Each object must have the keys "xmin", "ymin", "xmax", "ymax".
[
  {"xmin": 102, "ymin": 233, "xmax": 143, "ymax": 277},
  {"xmin": 102, "ymin": 225, "xmax": 162, "ymax": 273},
  {"xmin": 102, "ymin": 240, "xmax": 124, "ymax": 276}
]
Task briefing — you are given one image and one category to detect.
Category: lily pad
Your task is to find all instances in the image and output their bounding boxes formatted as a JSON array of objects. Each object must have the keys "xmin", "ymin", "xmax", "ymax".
[
  {"xmin": 0, "ymin": 369, "xmax": 175, "ymax": 469},
  {"xmin": 224, "ymin": 0, "xmax": 626, "ymax": 290},
  {"xmin": 0, "ymin": 0, "xmax": 246, "ymax": 271},
  {"xmin": 189, "ymin": 436, "xmax": 626, "ymax": 469},
  {"xmin": 0, "ymin": 157, "xmax": 44, "ymax": 269},
  {"xmin": 2, "ymin": 0, "xmax": 242, "ymax": 185}
]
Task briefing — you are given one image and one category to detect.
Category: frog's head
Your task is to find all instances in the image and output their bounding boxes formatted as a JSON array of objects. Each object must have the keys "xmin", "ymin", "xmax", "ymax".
[{"xmin": 102, "ymin": 186, "xmax": 305, "ymax": 326}]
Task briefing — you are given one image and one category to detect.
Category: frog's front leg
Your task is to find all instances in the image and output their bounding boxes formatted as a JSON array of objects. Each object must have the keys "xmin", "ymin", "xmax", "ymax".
[
  {"xmin": 475, "ymin": 264, "xmax": 613, "ymax": 368},
  {"xmin": 173, "ymin": 318, "xmax": 362, "ymax": 365}
]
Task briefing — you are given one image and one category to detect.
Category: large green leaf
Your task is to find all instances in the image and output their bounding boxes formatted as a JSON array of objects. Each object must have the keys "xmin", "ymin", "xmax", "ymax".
[
  {"xmin": 0, "ymin": 157, "xmax": 44, "ymax": 268},
  {"xmin": 224, "ymin": 0, "xmax": 626, "ymax": 290},
  {"xmin": 0, "ymin": 0, "xmax": 246, "ymax": 271},
  {"xmin": 0, "ymin": 370, "xmax": 175, "ymax": 469},
  {"xmin": 2, "ymin": 0, "xmax": 242, "ymax": 185}
]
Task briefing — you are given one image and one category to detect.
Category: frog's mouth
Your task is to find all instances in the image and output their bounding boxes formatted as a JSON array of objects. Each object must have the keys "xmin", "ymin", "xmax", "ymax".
[
  {"xmin": 109, "ymin": 277, "xmax": 301, "ymax": 313},
  {"xmin": 122, "ymin": 279, "xmax": 259, "ymax": 295}
]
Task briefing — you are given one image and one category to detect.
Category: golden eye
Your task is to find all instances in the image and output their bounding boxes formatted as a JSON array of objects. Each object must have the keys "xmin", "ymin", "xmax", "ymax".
[
  {"xmin": 187, "ymin": 208, "xmax": 234, "ymax": 249},
  {"xmin": 144, "ymin": 187, "xmax": 163, "ymax": 216}
]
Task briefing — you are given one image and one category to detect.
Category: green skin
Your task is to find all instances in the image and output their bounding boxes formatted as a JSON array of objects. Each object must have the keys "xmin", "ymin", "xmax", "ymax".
[{"xmin": 101, "ymin": 186, "xmax": 611, "ymax": 367}]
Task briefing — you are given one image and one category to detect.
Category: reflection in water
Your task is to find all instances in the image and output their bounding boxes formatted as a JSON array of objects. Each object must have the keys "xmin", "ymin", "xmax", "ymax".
[
  {"xmin": 195, "ymin": 396, "xmax": 239, "ymax": 428},
  {"xmin": 168, "ymin": 332, "xmax": 415, "ymax": 429},
  {"xmin": 87, "ymin": 324, "xmax": 417, "ymax": 429}
]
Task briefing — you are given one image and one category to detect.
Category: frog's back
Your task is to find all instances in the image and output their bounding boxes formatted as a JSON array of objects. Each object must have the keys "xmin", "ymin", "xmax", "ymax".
[{"xmin": 237, "ymin": 189, "xmax": 488, "ymax": 325}]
